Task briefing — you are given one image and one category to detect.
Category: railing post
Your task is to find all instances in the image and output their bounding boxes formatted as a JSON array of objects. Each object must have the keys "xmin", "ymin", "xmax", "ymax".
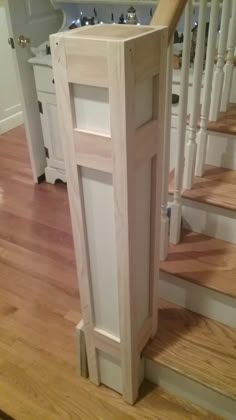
[
  {"xmin": 195, "ymin": 0, "xmax": 220, "ymax": 177},
  {"xmin": 209, "ymin": 0, "xmax": 231, "ymax": 121},
  {"xmin": 160, "ymin": 40, "xmax": 173, "ymax": 260},
  {"xmin": 221, "ymin": 1, "xmax": 236, "ymax": 112},
  {"xmin": 183, "ymin": 0, "xmax": 207, "ymax": 190},
  {"xmin": 51, "ymin": 25, "xmax": 167, "ymax": 405},
  {"xmin": 170, "ymin": 0, "xmax": 192, "ymax": 244}
]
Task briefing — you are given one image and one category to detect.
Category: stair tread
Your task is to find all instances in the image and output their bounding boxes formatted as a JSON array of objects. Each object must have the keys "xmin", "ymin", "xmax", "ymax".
[
  {"xmin": 207, "ymin": 103, "xmax": 236, "ymax": 137},
  {"xmin": 169, "ymin": 165, "xmax": 236, "ymax": 211},
  {"xmin": 160, "ymin": 230, "xmax": 236, "ymax": 298},
  {"xmin": 144, "ymin": 299, "xmax": 236, "ymax": 401}
]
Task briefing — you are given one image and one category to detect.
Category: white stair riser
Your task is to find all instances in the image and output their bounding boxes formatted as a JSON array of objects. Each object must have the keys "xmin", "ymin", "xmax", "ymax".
[
  {"xmin": 206, "ymin": 133, "xmax": 236, "ymax": 170},
  {"xmin": 145, "ymin": 360, "xmax": 236, "ymax": 420},
  {"xmin": 160, "ymin": 272, "xmax": 236, "ymax": 329},
  {"xmin": 179, "ymin": 197, "xmax": 236, "ymax": 244}
]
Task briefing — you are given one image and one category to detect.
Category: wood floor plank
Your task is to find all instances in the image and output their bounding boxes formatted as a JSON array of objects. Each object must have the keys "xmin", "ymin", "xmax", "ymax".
[
  {"xmin": 144, "ymin": 299, "xmax": 236, "ymax": 401},
  {"xmin": 169, "ymin": 165, "xmax": 236, "ymax": 211},
  {"xmin": 0, "ymin": 126, "xmax": 219, "ymax": 419},
  {"xmin": 160, "ymin": 230, "xmax": 236, "ymax": 298}
]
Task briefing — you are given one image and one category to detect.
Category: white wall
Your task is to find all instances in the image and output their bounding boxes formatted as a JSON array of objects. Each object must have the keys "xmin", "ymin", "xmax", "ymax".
[{"xmin": 0, "ymin": 0, "xmax": 22, "ymax": 134}]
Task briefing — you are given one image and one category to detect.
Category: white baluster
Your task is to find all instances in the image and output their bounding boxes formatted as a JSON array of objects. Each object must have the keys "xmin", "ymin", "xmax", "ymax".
[
  {"xmin": 209, "ymin": 0, "xmax": 231, "ymax": 121},
  {"xmin": 221, "ymin": 1, "xmax": 236, "ymax": 112},
  {"xmin": 195, "ymin": 0, "xmax": 220, "ymax": 177},
  {"xmin": 160, "ymin": 41, "xmax": 173, "ymax": 260},
  {"xmin": 170, "ymin": 0, "xmax": 192, "ymax": 245},
  {"xmin": 183, "ymin": 0, "xmax": 207, "ymax": 190}
]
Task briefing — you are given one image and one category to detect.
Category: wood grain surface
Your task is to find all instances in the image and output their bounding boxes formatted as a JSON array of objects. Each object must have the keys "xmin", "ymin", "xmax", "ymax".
[
  {"xmin": 144, "ymin": 299, "xmax": 236, "ymax": 401},
  {"xmin": 207, "ymin": 103, "xmax": 236, "ymax": 136},
  {"xmin": 0, "ymin": 126, "xmax": 218, "ymax": 419},
  {"xmin": 160, "ymin": 229, "xmax": 236, "ymax": 298},
  {"xmin": 169, "ymin": 164, "xmax": 236, "ymax": 211}
]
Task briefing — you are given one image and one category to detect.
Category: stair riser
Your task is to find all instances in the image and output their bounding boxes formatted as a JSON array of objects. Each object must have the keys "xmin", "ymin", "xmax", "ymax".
[
  {"xmin": 145, "ymin": 360, "xmax": 236, "ymax": 419},
  {"xmin": 206, "ymin": 133, "xmax": 236, "ymax": 170},
  {"xmin": 159, "ymin": 271, "xmax": 236, "ymax": 329},
  {"xmin": 179, "ymin": 197, "xmax": 236, "ymax": 244}
]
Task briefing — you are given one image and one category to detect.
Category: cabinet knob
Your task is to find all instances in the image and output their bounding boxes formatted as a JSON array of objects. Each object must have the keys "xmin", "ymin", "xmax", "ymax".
[{"xmin": 52, "ymin": 79, "xmax": 55, "ymax": 84}]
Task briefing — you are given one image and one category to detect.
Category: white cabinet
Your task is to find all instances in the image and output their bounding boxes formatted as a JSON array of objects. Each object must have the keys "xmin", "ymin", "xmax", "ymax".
[{"xmin": 30, "ymin": 60, "xmax": 66, "ymax": 183}]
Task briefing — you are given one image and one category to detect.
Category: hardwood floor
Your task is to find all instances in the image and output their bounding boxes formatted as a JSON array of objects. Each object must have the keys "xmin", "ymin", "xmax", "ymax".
[
  {"xmin": 160, "ymin": 229, "xmax": 236, "ymax": 298},
  {"xmin": 169, "ymin": 165, "xmax": 236, "ymax": 211},
  {"xmin": 0, "ymin": 126, "xmax": 216, "ymax": 419},
  {"xmin": 144, "ymin": 299, "xmax": 236, "ymax": 401}
]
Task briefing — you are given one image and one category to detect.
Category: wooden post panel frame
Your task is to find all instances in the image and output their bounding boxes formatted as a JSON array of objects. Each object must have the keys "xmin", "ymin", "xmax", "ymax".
[{"xmin": 51, "ymin": 24, "xmax": 167, "ymax": 404}]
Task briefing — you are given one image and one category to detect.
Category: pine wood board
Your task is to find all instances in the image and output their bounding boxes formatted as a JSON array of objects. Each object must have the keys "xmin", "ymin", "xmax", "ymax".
[
  {"xmin": 160, "ymin": 230, "xmax": 236, "ymax": 298},
  {"xmin": 144, "ymin": 299, "xmax": 236, "ymax": 401},
  {"xmin": 0, "ymin": 126, "xmax": 218, "ymax": 419},
  {"xmin": 169, "ymin": 165, "xmax": 236, "ymax": 211}
]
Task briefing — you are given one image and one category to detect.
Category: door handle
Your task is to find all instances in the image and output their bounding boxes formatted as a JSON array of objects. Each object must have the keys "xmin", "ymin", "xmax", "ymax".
[{"xmin": 17, "ymin": 35, "xmax": 31, "ymax": 48}]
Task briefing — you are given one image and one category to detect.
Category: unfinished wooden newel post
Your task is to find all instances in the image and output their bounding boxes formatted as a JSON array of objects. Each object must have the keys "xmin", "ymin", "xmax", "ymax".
[{"xmin": 51, "ymin": 24, "xmax": 167, "ymax": 404}]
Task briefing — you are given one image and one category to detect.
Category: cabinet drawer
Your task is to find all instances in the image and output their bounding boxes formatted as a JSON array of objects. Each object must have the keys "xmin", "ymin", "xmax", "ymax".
[{"xmin": 33, "ymin": 65, "xmax": 55, "ymax": 94}]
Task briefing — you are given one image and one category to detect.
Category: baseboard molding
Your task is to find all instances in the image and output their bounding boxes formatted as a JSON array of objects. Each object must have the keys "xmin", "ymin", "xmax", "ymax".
[
  {"xmin": 160, "ymin": 271, "xmax": 236, "ymax": 329},
  {"xmin": 0, "ymin": 111, "xmax": 23, "ymax": 135},
  {"xmin": 145, "ymin": 360, "xmax": 236, "ymax": 419}
]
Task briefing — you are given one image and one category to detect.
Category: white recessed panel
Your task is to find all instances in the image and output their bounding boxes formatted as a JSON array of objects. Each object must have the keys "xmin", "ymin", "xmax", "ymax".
[
  {"xmin": 73, "ymin": 84, "xmax": 110, "ymax": 134},
  {"xmin": 134, "ymin": 160, "xmax": 152, "ymax": 330},
  {"xmin": 82, "ymin": 168, "xmax": 119, "ymax": 338},
  {"xmin": 135, "ymin": 77, "xmax": 153, "ymax": 128}
]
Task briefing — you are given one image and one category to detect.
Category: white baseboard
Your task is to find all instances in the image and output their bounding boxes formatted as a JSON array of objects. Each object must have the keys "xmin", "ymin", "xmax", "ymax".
[
  {"xmin": 180, "ymin": 197, "xmax": 236, "ymax": 245},
  {"xmin": 145, "ymin": 360, "xmax": 236, "ymax": 419},
  {"xmin": 160, "ymin": 271, "xmax": 236, "ymax": 329},
  {"xmin": 0, "ymin": 111, "xmax": 23, "ymax": 135}
]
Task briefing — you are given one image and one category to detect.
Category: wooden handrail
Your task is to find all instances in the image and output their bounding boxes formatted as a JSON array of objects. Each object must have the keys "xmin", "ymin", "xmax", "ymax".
[{"xmin": 151, "ymin": 0, "xmax": 188, "ymax": 44}]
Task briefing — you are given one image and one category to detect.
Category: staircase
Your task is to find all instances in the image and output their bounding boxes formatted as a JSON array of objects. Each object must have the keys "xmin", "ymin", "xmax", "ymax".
[{"xmin": 143, "ymin": 0, "xmax": 236, "ymax": 418}]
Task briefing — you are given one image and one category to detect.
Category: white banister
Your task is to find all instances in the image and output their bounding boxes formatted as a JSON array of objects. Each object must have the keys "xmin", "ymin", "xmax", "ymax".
[
  {"xmin": 160, "ymin": 41, "xmax": 173, "ymax": 260},
  {"xmin": 183, "ymin": 0, "xmax": 207, "ymax": 190},
  {"xmin": 221, "ymin": 1, "xmax": 236, "ymax": 112},
  {"xmin": 195, "ymin": 0, "xmax": 220, "ymax": 177},
  {"xmin": 209, "ymin": 0, "xmax": 231, "ymax": 121},
  {"xmin": 170, "ymin": 0, "xmax": 192, "ymax": 244}
]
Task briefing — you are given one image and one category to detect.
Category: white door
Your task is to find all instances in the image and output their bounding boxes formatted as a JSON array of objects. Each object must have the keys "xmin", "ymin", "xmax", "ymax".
[
  {"xmin": 5, "ymin": 0, "xmax": 63, "ymax": 182},
  {"xmin": 0, "ymin": 1, "xmax": 22, "ymax": 134}
]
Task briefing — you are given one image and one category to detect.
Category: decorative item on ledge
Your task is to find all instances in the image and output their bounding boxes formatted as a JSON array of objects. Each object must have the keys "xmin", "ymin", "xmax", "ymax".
[{"xmin": 51, "ymin": 23, "xmax": 167, "ymax": 404}]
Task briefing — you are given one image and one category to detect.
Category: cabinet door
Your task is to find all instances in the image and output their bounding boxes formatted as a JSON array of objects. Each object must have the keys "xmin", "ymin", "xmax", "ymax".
[{"xmin": 38, "ymin": 92, "xmax": 64, "ymax": 171}]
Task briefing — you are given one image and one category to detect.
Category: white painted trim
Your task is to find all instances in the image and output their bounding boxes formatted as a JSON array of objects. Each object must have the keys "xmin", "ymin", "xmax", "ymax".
[
  {"xmin": 160, "ymin": 271, "xmax": 236, "ymax": 329},
  {"xmin": 145, "ymin": 360, "xmax": 236, "ymax": 419},
  {"xmin": 0, "ymin": 111, "xmax": 23, "ymax": 135}
]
